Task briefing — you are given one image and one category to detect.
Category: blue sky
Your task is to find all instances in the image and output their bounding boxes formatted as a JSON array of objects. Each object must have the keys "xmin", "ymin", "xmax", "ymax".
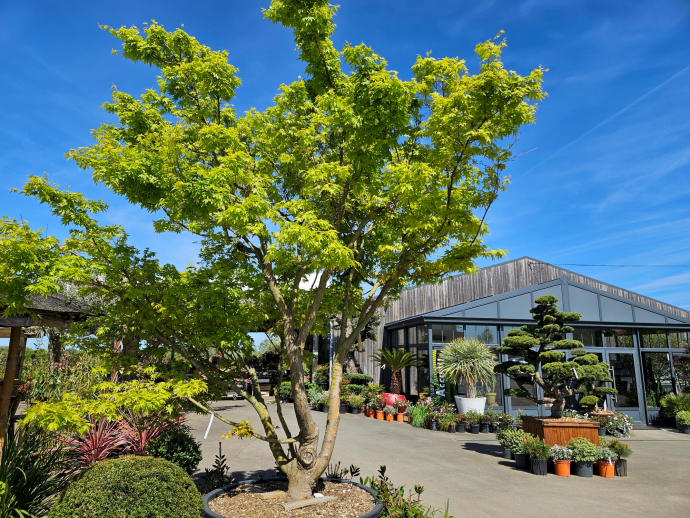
[{"xmin": 2, "ymin": 0, "xmax": 690, "ymax": 329}]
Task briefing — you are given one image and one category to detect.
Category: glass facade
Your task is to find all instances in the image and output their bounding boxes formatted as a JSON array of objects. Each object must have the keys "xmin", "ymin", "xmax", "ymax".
[{"xmin": 603, "ymin": 328, "xmax": 634, "ymax": 348}]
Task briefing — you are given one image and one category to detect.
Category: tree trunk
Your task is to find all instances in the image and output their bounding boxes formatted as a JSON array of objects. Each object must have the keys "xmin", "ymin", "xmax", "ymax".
[
  {"xmin": 390, "ymin": 370, "xmax": 402, "ymax": 395},
  {"xmin": 550, "ymin": 398, "xmax": 566, "ymax": 418},
  {"xmin": 47, "ymin": 328, "xmax": 66, "ymax": 366},
  {"xmin": 285, "ymin": 434, "xmax": 320, "ymax": 500}
]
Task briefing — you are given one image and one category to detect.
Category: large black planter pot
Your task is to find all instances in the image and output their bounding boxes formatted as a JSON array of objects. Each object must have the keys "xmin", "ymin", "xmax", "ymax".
[
  {"xmin": 677, "ymin": 423, "xmax": 690, "ymax": 434},
  {"xmin": 574, "ymin": 461, "xmax": 594, "ymax": 477},
  {"xmin": 203, "ymin": 477, "xmax": 384, "ymax": 518},
  {"xmin": 479, "ymin": 423, "xmax": 490, "ymax": 434},
  {"xmin": 615, "ymin": 459, "xmax": 628, "ymax": 477},
  {"xmin": 340, "ymin": 403, "xmax": 348, "ymax": 414},
  {"xmin": 322, "ymin": 404, "xmax": 330, "ymax": 413},
  {"xmin": 456, "ymin": 423, "xmax": 467, "ymax": 433},
  {"xmin": 470, "ymin": 424, "xmax": 480, "ymax": 434},
  {"xmin": 514, "ymin": 453, "xmax": 530, "ymax": 471},
  {"xmin": 531, "ymin": 459, "xmax": 548, "ymax": 476},
  {"xmin": 502, "ymin": 447, "xmax": 513, "ymax": 460},
  {"xmin": 351, "ymin": 407, "xmax": 360, "ymax": 415},
  {"xmin": 447, "ymin": 426, "xmax": 456, "ymax": 433},
  {"xmin": 598, "ymin": 427, "xmax": 607, "ymax": 436},
  {"xmin": 489, "ymin": 423, "xmax": 498, "ymax": 434}
]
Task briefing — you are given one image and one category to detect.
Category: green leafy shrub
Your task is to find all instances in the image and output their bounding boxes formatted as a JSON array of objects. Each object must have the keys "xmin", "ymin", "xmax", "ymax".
[
  {"xmin": 567, "ymin": 437, "xmax": 598, "ymax": 462},
  {"xmin": 348, "ymin": 394, "xmax": 365, "ymax": 409},
  {"xmin": 407, "ymin": 403, "xmax": 431, "ymax": 428},
  {"xmin": 343, "ymin": 373, "xmax": 374, "ymax": 385},
  {"xmin": 661, "ymin": 393, "xmax": 690, "ymax": 417},
  {"xmin": 466, "ymin": 410, "xmax": 481, "ymax": 425},
  {"xmin": 500, "ymin": 429, "xmax": 532, "ymax": 454},
  {"xmin": 676, "ymin": 410, "xmax": 690, "ymax": 426},
  {"xmin": 523, "ymin": 436, "xmax": 551, "ymax": 460},
  {"xmin": 146, "ymin": 424, "xmax": 202, "ymax": 475},
  {"xmin": 278, "ymin": 381, "xmax": 292, "ymax": 401},
  {"xmin": 48, "ymin": 456, "xmax": 203, "ymax": 518}
]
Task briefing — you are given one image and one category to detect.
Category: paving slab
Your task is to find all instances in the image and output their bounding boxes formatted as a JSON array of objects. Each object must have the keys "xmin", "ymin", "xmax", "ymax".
[{"xmin": 187, "ymin": 399, "xmax": 690, "ymax": 518}]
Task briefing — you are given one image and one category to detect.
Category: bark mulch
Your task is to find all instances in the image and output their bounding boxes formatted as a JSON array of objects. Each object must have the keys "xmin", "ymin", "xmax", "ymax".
[{"xmin": 208, "ymin": 480, "xmax": 377, "ymax": 518}]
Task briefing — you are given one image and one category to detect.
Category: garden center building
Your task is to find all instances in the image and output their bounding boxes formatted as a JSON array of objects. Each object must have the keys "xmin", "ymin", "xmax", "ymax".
[{"xmin": 353, "ymin": 257, "xmax": 690, "ymax": 425}]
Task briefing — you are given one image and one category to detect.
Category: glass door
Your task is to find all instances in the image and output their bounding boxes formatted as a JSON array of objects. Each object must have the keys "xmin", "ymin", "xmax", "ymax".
[{"xmin": 605, "ymin": 351, "xmax": 644, "ymax": 423}]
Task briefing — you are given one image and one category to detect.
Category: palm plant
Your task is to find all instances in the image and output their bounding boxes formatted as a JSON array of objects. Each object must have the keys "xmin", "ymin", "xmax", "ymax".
[
  {"xmin": 437, "ymin": 338, "xmax": 497, "ymax": 398},
  {"xmin": 370, "ymin": 349, "xmax": 419, "ymax": 395}
]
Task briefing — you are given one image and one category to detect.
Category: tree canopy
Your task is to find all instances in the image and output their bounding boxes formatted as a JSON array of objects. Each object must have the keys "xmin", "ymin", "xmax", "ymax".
[{"xmin": 0, "ymin": 0, "xmax": 545, "ymax": 500}]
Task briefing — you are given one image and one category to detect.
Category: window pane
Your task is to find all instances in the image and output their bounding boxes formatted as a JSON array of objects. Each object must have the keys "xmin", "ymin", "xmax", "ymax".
[
  {"xmin": 572, "ymin": 327, "xmax": 603, "ymax": 347},
  {"xmin": 609, "ymin": 353, "xmax": 639, "ymax": 408},
  {"xmin": 465, "ymin": 325, "xmax": 498, "ymax": 345},
  {"xmin": 673, "ymin": 352, "xmax": 690, "ymax": 393},
  {"xmin": 431, "ymin": 324, "xmax": 443, "ymax": 344},
  {"xmin": 640, "ymin": 329, "xmax": 668, "ymax": 348},
  {"xmin": 442, "ymin": 324, "xmax": 454, "ymax": 343},
  {"xmin": 416, "ymin": 349, "xmax": 430, "ymax": 395},
  {"xmin": 416, "ymin": 325, "xmax": 429, "ymax": 345},
  {"xmin": 642, "ymin": 352, "xmax": 673, "ymax": 408},
  {"xmin": 505, "ymin": 355, "xmax": 538, "ymax": 407},
  {"xmin": 603, "ymin": 329, "xmax": 633, "ymax": 348},
  {"xmin": 669, "ymin": 331, "xmax": 689, "ymax": 349}
]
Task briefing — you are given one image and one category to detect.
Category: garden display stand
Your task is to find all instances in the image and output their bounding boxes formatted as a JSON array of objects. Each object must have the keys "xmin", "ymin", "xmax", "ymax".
[{"xmin": 521, "ymin": 416, "xmax": 600, "ymax": 446}]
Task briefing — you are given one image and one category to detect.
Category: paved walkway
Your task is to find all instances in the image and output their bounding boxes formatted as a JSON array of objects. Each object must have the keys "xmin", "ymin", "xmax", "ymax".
[{"xmin": 187, "ymin": 398, "xmax": 690, "ymax": 518}]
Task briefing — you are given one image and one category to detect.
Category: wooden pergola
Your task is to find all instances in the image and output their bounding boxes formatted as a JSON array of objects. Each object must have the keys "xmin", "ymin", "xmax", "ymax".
[{"xmin": 0, "ymin": 295, "xmax": 88, "ymax": 444}]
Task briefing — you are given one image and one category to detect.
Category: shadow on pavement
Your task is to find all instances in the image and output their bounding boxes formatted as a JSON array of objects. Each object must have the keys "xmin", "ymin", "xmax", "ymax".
[{"xmin": 461, "ymin": 441, "xmax": 503, "ymax": 457}]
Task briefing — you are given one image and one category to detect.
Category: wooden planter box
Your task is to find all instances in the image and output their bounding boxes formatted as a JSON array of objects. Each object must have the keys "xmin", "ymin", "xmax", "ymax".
[{"xmin": 521, "ymin": 416, "xmax": 600, "ymax": 446}]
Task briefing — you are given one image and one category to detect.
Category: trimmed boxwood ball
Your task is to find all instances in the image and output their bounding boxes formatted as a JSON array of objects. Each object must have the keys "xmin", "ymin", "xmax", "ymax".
[
  {"xmin": 147, "ymin": 424, "xmax": 203, "ymax": 474},
  {"xmin": 48, "ymin": 455, "xmax": 203, "ymax": 518}
]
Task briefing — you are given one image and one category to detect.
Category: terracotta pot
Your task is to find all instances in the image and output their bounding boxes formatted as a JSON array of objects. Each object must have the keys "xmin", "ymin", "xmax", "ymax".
[
  {"xmin": 366, "ymin": 407, "xmax": 374, "ymax": 418},
  {"xmin": 385, "ymin": 412, "xmax": 394, "ymax": 422},
  {"xmin": 554, "ymin": 460, "xmax": 571, "ymax": 477},
  {"xmin": 598, "ymin": 461, "xmax": 615, "ymax": 478},
  {"xmin": 396, "ymin": 413, "xmax": 405, "ymax": 422},
  {"xmin": 375, "ymin": 410, "xmax": 385, "ymax": 420}
]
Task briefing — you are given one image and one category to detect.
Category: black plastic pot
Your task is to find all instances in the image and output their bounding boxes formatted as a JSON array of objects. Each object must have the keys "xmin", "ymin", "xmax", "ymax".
[
  {"xmin": 322, "ymin": 404, "xmax": 330, "ymax": 413},
  {"xmin": 479, "ymin": 423, "xmax": 490, "ymax": 433},
  {"xmin": 203, "ymin": 477, "xmax": 384, "ymax": 518},
  {"xmin": 574, "ymin": 461, "xmax": 594, "ymax": 477},
  {"xmin": 430, "ymin": 421, "xmax": 439, "ymax": 431},
  {"xmin": 678, "ymin": 423, "xmax": 690, "ymax": 434},
  {"xmin": 456, "ymin": 423, "xmax": 467, "ymax": 433},
  {"xmin": 489, "ymin": 423, "xmax": 498, "ymax": 433},
  {"xmin": 340, "ymin": 403, "xmax": 348, "ymax": 414},
  {"xmin": 470, "ymin": 424, "xmax": 480, "ymax": 434},
  {"xmin": 514, "ymin": 453, "xmax": 530, "ymax": 470},
  {"xmin": 351, "ymin": 407, "xmax": 360, "ymax": 415},
  {"xmin": 531, "ymin": 459, "xmax": 548, "ymax": 476},
  {"xmin": 502, "ymin": 447, "xmax": 513, "ymax": 460},
  {"xmin": 598, "ymin": 427, "xmax": 607, "ymax": 436},
  {"xmin": 447, "ymin": 426, "xmax": 456, "ymax": 433},
  {"xmin": 615, "ymin": 459, "xmax": 627, "ymax": 477}
]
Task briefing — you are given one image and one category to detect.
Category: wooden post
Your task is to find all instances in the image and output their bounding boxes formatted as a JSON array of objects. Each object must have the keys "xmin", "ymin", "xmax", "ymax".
[{"xmin": 0, "ymin": 327, "xmax": 25, "ymax": 447}]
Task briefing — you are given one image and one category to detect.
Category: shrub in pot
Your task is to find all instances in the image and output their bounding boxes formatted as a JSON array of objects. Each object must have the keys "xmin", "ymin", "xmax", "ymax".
[
  {"xmin": 495, "ymin": 427, "xmax": 515, "ymax": 459},
  {"xmin": 675, "ymin": 410, "xmax": 690, "ymax": 434},
  {"xmin": 496, "ymin": 412, "xmax": 514, "ymax": 430},
  {"xmin": 384, "ymin": 405, "xmax": 396, "ymax": 422},
  {"xmin": 456, "ymin": 413, "xmax": 468, "ymax": 433},
  {"xmin": 407, "ymin": 402, "xmax": 431, "ymax": 428},
  {"xmin": 551, "ymin": 445, "xmax": 572, "ymax": 477},
  {"xmin": 278, "ymin": 381, "xmax": 292, "ymax": 403},
  {"xmin": 437, "ymin": 338, "xmax": 497, "ymax": 415},
  {"xmin": 524, "ymin": 436, "xmax": 551, "ymax": 476},
  {"xmin": 348, "ymin": 394, "xmax": 365, "ymax": 415},
  {"xmin": 597, "ymin": 445, "xmax": 615, "ymax": 478},
  {"xmin": 600, "ymin": 412, "xmax": 633, "ymax": 437},
  {"xmin": 439, "ymin": 412, "xmax": 457, "ymax": 433},
  {"xmin": 568, "ymin": 437, "xmax": 598, "ymax": 477},
  {"xmin": 501, "ymin": 428, "xmax": 532, "ymax": 469},
  {"xmin": 467, "ymin": 410, "xmax": 481, "ymax": 434},
  {"xmin": 48, "ymin": 456, "xmax": 203, "ymax": 518},
  {"xmin": 479, "ymin": 413, "xmax": 493, "ymax": 433},
  {"xmin": 606, "ymin": 438, "xmax": 632, "ymax": 477}
]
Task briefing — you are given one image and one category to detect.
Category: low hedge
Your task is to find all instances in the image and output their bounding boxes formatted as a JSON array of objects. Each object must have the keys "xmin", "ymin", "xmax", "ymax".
[
  {"xmin": 49, "ymin": 455, "xmax": 203, "ymax": 518},
  {"xmin": 147, "ymin": 425, "xmax": 202, "ymax": 475}
]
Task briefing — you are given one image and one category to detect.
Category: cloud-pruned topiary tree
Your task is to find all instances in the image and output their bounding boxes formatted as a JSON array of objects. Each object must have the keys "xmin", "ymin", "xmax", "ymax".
[{"xmin": 495, "ymin": 295, "xmax": 616, "ymax": 418}]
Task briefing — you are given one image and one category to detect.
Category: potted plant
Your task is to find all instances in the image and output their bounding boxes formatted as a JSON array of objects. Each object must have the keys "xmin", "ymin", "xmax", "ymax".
[
  {"xmin": 479, "ymin": 413, "xmax": 493, "ymax": 434},
  {"xmin": 496, "ymin": 412, "xmax": 514, "ymax": 430},
  {"xmin": 440, "ymin": 412, "xmax": 458, "ymax": 433},
  {"xmin": 348, "ymin": 394, "xmax": 365, "ymax": 415},
  {"xmin": 321, "ymin": 391, "xmax": 330, "ymax": 413},
  {"xmin": 597, "ymin": 444, "xmax": 615, "ymax": 478},
  {"xmin": 524, "ymin": 436, "xmax": 551, "ymax": 476},
  {"xmin": 370, "ymin": 349, "xmax": 419, "ymax": 408},
  {"xmin": 467, "ymin": 410, "xmax": 481, "ymax": 434},
  {"xmin": 437, "ymin": 338, "xmax": 497, "ymax": 414},
  {"xmin": 568, "ymin": 437, "xmax": 598, "ymax": 477},
  {"xmin": 590, "ymin": 414, "xmax": 608, "ymax": 437},
  {"xmin": 369, "ymin": 397, "xmax": 385, "ymax": 420},
  {"xmin": 495, "ymin": 428, "xmax": 515, "ymax": 459},
  {"xmin": 394, "ymin": 400, "xmax": 406, "ymax": 422},
  {"xmin": 607, "ymin": 439, "xmax": 632, "ymax": 477},
  {"xmin": 600, "ymin": 412, "xmax": 633, "ymax": 438},
  {"xmin": 551, "ymin": 445, "xmax": 572, "ymax": 477},
  {"xmin": 501, "ymin": 429, "xmax": 532, "ymax": 469},
  {"xmin": 676, "ymin": 410, "xmax": 690, "ymax": 434},
  {"xmin": 456, "ymin": 413, "xmax": 468, "ymax": 433},
  {"xmin": 427, "ymin": 411, "xmax": 440, "ymax": 431},
  {"xmin": 384, "ymin": 405, "xmax": 396, "ymax": 422}
]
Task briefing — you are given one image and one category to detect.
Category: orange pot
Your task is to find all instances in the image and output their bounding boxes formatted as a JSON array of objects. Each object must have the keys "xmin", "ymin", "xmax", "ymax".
[
  {"xmin": 598, "ymin": 461, "xmax": 615, "ymax": 478},
  {"xmin": 376, "ymin": 410, "xmax": 385, "ymax": 420},
  {"xmin": 554, "ymin": 460, "xmax": 571, "ymax": 477},
  {"xmin": 396, "ymin": 413, "xmax": 405, "ymax": 422},
  {"xmin": 385, "ymin": 412, "xmax": 394, "ymax": 422},
  {"xmin": 366, "ymin": 407, "xmax": 374, "ymax": 418}
]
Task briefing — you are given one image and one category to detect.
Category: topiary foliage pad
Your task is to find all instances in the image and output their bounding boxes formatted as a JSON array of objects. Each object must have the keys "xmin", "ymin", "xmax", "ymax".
[{"xmin": 49, "ymin": 455, "xmax": 204, "ymax": 518}]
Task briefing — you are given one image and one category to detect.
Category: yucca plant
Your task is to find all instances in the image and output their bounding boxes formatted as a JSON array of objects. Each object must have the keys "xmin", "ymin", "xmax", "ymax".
[
  {"xmin": 370, "ymin": 349, "xmax": 420, "ymax": 395},
  {"xmin": 437, "ymin": 338, "xmax": 497, "ymax": 398}
]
